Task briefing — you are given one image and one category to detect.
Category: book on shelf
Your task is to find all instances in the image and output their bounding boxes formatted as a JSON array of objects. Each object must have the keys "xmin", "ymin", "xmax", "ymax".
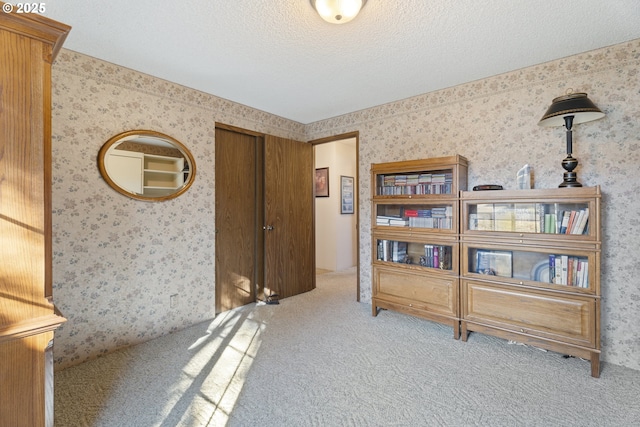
[
  {"xmin": 493, "ymin": 204, "xmax": 515, "ymax": 232},
  {"xmin": 377, "ymin": 240, "xmax": 408, "ymax": 262},
  {"xmin": 561, "ymin": 255, "xmax": 568, "ymax": 285},
  {"xmin": 514, "ymin": 204, "xmax": 537, "ymax": 233},
  {"xmin": 389, "ymin": 218, "xmax": 409, "ymax": 226},
  {"xmin": 554, "ymin": 255, "xmax": 563, "ymax": 284},
  {"xmin": 404, "ymin": 208, "xmax": 452, "ymax": 229},
  {"xmin": 378, "ymin": 171, "xmax": 454, "ymax": 195},
  {"xmin": 544, "ymin": 214, "xmax": 552, "ymax": 233},
  {"xmin": 565, "ymin": 211, "xmax": 577, "ymax": 234},
  {"xmin": 376, "ymin": 215, "xmax": 400, "ymax": 225},
  {"xmin": 378, "ymin": 240, "xmax": 387, "ymax": 260},
  {"xmin": 580, "ymin": 262, "xmax": 589, "ymax": 287},
  {"xmin": 476, "ymin": 204, "xmax": 494, "ymax": 231},
  {"xmin": 548, "ymin": 255, "xmax": 588, "ymax": 287},
  {"xmin": 559, "ymin": 211, "xmax": 570, "ymax": 234},
  {"xmin": 570, "ymin": 210, "xmax": 583, "ymax": 234},
  {"xmin": 572, "ymin": 208, "xmax": 589, "ymax": 234},
  {"xmin": 422, "ymin": 244, "xmax": 451, "ymax": 269},
  {"xmin": 543, "ymin": 213, "xmax": 557, "ymax": 233},
  {"xmin": 567, "ymin": 257, "xmax": 574, "ymax": 286},
  {"xmin": 555, "ymin": 208, "xmax": 589, "ymax": 235},
  {"xmin": 392, "ymin": 241, "xmax": 408, "ymax": 262},
  {"xmin": 433, "ymin": 246, "xmax": 439, "ymax": 268},
  {"xmin": 536, "ymin": 204, "xmax": 545, "ymax": 233},
  {"xmin": 468, "ymin": 213, "xmax": 478, "ymax": 230},
  {"xmin": 418, "ymin": 173, "xmax": 432, "ymax": 184},
  {"xmin": 554, "ymin": 203, "xmax": 561, "ymax": 233}
]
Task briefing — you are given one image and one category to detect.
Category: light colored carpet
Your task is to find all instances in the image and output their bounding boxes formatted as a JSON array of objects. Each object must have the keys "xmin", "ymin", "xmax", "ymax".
[{"xmin": 55, "ymin": 267, "xmax": 640, "ymax": 426}]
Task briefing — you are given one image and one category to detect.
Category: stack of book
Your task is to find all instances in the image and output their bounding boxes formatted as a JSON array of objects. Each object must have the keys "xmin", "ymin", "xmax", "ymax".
[{"xmin": 376, "ymin": 215, "xmax": 409, "ymax": 226}]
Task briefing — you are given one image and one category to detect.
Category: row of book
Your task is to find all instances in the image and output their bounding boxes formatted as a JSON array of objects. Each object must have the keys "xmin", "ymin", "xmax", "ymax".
[
  {"xmin": 377, "ymin": 240, "xmax": 408, "ymax": 263},
  {"xmin": 469, "ymin": 204, "xmax": 589, "ymax": 235},
  {"xmin": 540, "ymin": 208, "xmax": 589, "ymax": 234},
  {"xmin": 378, "ymin": 183, "xmax": 453, "ymax": 195},
  {"xmin": 420, "ymin": 245, "xmax": 452, "ymax": 270},
  {"xmin": 376, "ymin": 207, "xmax": 453, "ymax": 229},
  {"xmin": 558, "ymin": 209, "xmax": 589, "ymax": 234},
  {"xmin": 381, "ymin": 172, "xmax": 452, "ymax": 187},
  {"xmin": 408, "ymin": 217, "xmax": 452, "ymax": 229},
  {"xmin": 548, "ymin": 255, "xmax": 589, "ymax": 287},
  {"xmin": 378, "ymin": 172, "xmax": 453, "ymax": 195}
]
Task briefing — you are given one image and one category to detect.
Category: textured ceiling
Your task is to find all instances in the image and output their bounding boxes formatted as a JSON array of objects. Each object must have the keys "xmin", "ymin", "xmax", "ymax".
[{"xmin": 41, "ymin": 0, "xmax": 640, "ymax": 124}]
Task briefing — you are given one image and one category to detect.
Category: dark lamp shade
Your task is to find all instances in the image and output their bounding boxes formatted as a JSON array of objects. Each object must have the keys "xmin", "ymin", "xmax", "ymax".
[{"xmin": 538, "ymin": 93, "xmax": 605, "ymax": 127}]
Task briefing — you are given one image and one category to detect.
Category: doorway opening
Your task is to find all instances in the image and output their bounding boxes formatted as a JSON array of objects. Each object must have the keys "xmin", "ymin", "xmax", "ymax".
[{"xmin": 311, "ymin": 132, "xmax": 360, "ymax": 301}]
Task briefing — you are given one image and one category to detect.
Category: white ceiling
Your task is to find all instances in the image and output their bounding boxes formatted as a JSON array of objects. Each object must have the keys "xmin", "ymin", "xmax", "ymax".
[{"xmin": 41, "ymin": 0, "xmax": 640, "ymax": 124}]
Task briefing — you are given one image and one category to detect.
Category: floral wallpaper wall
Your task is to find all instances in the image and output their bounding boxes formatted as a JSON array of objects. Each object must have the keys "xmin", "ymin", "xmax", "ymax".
[
  {"xmin": 306, "ymin": 39, "xmax": 640, "ymax": 371},
  {"xmin": 51, "ymin": 50, "xmax": 305, "ymax": 369},
  {"xmin": 52, "ymin": 38, "xmax": 640, "ymax": 372}
]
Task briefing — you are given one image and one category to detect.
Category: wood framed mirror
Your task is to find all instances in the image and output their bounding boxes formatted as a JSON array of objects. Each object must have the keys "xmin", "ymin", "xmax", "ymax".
[{"xmin": 98, "ymin": 130, "xmax": 196, "ymax": 201}]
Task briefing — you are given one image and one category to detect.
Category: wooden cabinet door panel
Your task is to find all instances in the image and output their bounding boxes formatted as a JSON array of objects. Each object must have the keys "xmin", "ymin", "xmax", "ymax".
[
  {"xmin": 462, "ymin": 280, "xmax": 596, "ymax": 347},
  {"xmin": 374, "ymin": 266, "xmax": 458, "ymax": 317}
]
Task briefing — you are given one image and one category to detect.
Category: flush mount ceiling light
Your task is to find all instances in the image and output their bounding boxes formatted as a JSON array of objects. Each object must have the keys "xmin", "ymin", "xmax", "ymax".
[{"xmin": 311, "ymin": 0, "xmax": 367, "ymax": 24}]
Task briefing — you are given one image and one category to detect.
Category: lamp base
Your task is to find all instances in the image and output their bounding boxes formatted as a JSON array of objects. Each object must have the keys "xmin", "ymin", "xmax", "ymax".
[
  {"xmin": 559, "ymin": 154, "xmax": 582, "ymax": 188},
  {"xmin": 559, "ymin": 172, "xmax": 582, "ymax": 188}
]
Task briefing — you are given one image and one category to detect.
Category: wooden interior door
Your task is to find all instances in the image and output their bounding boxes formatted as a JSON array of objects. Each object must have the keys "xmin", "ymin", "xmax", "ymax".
[
  {"xmin": 264, "ymin": 135, "xmax": 315, "ymax": 299},
  {"xmin": 214, "ymin": 127, "xmax": 260, "ymax": 313}
]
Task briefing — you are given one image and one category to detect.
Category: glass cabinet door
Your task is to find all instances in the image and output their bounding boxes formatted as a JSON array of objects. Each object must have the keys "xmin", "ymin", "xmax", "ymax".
[
  {"xmin": 464, "ymin": 200, "xmax": 595, "ymax": 238},
  {"xmin": 375, "ymin": 238, "xmax": 457, "ymax": 272},
  {"xmin": 463, "ymin": 244, "xmax": 597, "ymax": 294}
]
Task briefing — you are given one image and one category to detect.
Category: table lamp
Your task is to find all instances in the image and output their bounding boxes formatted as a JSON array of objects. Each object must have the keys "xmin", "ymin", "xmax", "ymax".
[{"xmin": 538, "ymin": 92, "xmax": 605, "ymax": 187}]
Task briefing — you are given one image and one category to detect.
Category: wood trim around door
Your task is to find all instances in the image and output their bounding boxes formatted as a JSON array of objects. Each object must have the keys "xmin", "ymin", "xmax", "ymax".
[{"xmin": 309, "ymin": 131, "xmax": 361, "ymax": 302}]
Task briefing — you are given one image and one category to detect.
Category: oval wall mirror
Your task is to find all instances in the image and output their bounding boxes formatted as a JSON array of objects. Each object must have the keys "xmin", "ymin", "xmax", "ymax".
[{"xmin": 98, "ymin": 130, "xmax": 196, "ymax": 201}]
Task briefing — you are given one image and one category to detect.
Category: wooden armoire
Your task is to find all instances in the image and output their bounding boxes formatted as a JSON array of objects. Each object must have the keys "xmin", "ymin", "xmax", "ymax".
[{"xmin": 0, "ymin": 5, "xmax": 70, "ymax": 427}]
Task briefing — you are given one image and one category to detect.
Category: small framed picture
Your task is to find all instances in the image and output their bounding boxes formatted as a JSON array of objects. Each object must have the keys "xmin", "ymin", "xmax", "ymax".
[
  {"xmin": 315, "ymin": 167, "xmax": 329, "ymax": 197},
  {"xmin": 475, "ymin": 249, "xmax": 512, "ymax": 278},
  {"xmin": 340, "ymin": 175, "xmax": 354, "ymax": 214}
]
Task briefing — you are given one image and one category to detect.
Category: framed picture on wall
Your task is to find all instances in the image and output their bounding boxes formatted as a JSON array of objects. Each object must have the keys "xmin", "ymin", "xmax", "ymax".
[
  {"xmin": 315, "ymin": 167, "xmax": 329, "ymax": 197},
  {"xmin": 340, "ymin": 175, "xmax": 354, "ymax": 214}
]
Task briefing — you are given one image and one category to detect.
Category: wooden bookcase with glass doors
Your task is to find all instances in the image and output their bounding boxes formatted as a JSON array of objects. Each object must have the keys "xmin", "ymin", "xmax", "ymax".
[
  {"xmin": 459, "ymin": 186, "xmax": 601, "ymax": 377},
  {"xmin": 371, "ymin": 155, "xmax": 468, "ymax": 339}
]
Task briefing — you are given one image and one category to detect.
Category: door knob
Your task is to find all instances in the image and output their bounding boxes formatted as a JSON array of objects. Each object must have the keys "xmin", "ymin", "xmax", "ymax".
[{"xmin": 264, "ymin": 225, "xmax": 274, "ymax": 231}]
